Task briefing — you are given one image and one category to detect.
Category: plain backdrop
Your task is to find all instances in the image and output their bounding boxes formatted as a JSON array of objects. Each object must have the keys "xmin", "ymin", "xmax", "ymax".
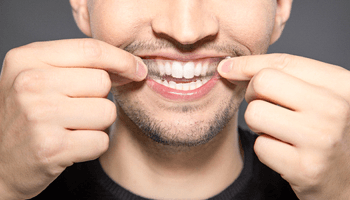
[{"xmin": 1, "ymin": 1, "xmax": 350, "ymax": 129}]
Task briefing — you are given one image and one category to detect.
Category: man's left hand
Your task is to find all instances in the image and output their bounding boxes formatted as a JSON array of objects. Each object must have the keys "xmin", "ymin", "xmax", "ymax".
[{"xmin": 218, "ymin": 54, "xmax": 350, "ymax": 200}]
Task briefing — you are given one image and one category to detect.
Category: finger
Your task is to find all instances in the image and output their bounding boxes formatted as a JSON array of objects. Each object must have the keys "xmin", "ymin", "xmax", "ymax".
[
  {"xmin": 25, "ymin": 39, "xmax": 148, "ymax": 82},
  {"xmin": 245, "ymin": 100, "xmax": 304, "ymax": 145},
  {"xmin": 244, "ymin": 68, "xmax": 326, "ymax": 111},
  {"xmin": 64, "ymin": 130, "xmax": 109, "ymax": 163},
  {"xmin": 254, "ymin": 134, "xmax": 299, "ymax": 183},
  {"xmin": 57, "ymin": 98, "xmax": 116, "ymax": 130},
  {"xmin": 18, "ymin": 68, "xmax": 112, "ymax": 97},
  {"xmin": 218, "ymin": 54, "xmax": 350, "ymax": 98}
]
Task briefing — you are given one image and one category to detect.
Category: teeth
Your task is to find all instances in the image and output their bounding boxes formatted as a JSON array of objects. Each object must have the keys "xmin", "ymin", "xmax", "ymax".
[
  {"xmin": 182, "ymin": 83, "xmax": 190, "ymax": 91},
  {"xmin": 201, "ymin": 62, "xmax": 208, "ymax": 76},
  {"xmin": 152, "ymin": 60, "xmax": 216, "ymax": 91},
  {"xmin": 194, "ymin": 63, "xmax": 202, "ymax": 76},
  {"xmin": 163, "ymin": 80, "xmax": 169, "ymax": 87},
  {"xmin": 183, "ymin": 62, "xmax": 195, "ymax": 79},
  {"xmin": 169, "ymin": 81, "xmax": 176, "ymax": 89},
  {"xmin": 175, "ymin": 83, "xmax": 183, "ymax": 90},
  {"xmin": 165, "ymin": 62, "xmax": 172, "ymax": 75},
  {"xmin": 157, "ymin": 61, "xmax": 211, "ymax": 79},
  {"xmin": 196, "ymin": 80, "xmax": 203, "ymax": 88},
  {"xmin": 158, "ymin": 63, "xmax": 165, "ymax": 76},
  {"xmin": 172, "ymin": 61, "xmax": 183, "ymax": 78},
  {"xmin": 189, "ymin": 82, "xmax": 196, "ymax": 90},
  {"xmin": 202, "ymin": 79, "xmax": 209, "ymax": 85},
  {"xmin": 155, "ymin": 79, "xmax": 208, "ymax": 91}
]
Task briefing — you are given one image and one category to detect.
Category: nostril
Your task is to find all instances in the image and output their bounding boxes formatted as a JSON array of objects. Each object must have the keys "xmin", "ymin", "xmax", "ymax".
[{"xmin": 151, "ymin": 6, "xmax": 219, "ymax": 48}]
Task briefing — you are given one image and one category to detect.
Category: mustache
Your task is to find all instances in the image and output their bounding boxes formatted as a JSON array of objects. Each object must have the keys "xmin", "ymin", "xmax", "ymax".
[{"xmin": 123, "ymin": 39, "xmax": 247, "ymax": 57}]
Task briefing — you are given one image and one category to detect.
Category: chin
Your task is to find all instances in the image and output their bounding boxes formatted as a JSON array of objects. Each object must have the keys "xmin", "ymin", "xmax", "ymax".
[{"xmin": 112, "ymin": 80, "xmax": 245, "ymax": 147}]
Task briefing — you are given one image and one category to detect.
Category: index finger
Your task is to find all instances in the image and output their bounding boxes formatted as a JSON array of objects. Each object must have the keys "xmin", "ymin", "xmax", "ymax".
[
  {"xmin": 21, "ymin": 38, "xmax": 147, "ymax": 81},
  {"xmin": 218, "ymin": 53, "xmax": 350, "ymax": 97}
]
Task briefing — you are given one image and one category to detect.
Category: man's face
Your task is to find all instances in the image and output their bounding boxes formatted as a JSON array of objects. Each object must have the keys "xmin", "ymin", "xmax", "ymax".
[{"xmin": 86, "ymin": 0, "xmax": 278, "ymax": 146}]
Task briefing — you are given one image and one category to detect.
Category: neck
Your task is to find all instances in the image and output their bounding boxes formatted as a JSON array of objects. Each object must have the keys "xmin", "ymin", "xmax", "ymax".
[{"xmin": 100, "ymin": 110, "xmax": 243, "ymax": 199}]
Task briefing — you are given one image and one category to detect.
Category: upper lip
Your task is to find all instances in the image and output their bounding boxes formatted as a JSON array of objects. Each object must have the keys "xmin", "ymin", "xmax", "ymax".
[{"xmin": 137, "ymin": 52, "xmax": 231, "ymax": 62}]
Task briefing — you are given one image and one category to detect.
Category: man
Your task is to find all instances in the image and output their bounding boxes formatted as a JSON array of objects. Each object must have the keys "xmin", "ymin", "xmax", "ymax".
[{"xmin": 1, "ymin": 0, "xmax": 350, "ymax": 199}]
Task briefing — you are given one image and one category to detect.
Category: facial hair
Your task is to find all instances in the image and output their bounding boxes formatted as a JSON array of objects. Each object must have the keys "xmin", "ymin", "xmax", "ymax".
[
  {"xmin": 112, "ymin": 38, "xmax": 246, "ymax": 147},
  {"xmin": 113, "ymin": 88, "xmax": 243, "ymax": 147}
]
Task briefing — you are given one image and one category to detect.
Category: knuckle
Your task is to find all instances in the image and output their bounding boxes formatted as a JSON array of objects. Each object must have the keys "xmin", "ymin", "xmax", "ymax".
[
  {"xmin": 34, "ymin": 134, "xmax": 56, "ymax": 163},
  {"xmin": 97, "ymin": 70, "xmax": 112, "ymax": 95},
  {"xmin": 3, "ymin": 48, "xmax": 21, "ymax": 66},
  {"xmin": 318, "ymin": 133, "xmax": 342, "ymax": 151},
  {"xmin": 245, "ymin": 100, "xmax": 263, "ymax": 127},
  {"xmin": 13, "ymin": 70, "xmax": 41, "ymax": 93},
  {"xmin": 332, "ymin": 97, "xmax": 350, "ymax": 120},
  {"xmin": 102, "ymin": 100, "xmax": 117, "ymax": 126},
  {"xmin": 3, "ymin": 43, "xmax": 39, "ymax": 66},
  {"xmin": 298, "ymin": 157, "xmax": 325, "ymax": 188},
  {"xmin": 319, "ymin": 92, "xmax": 350, "ymax": 124},
  {"xmin": 270, "ymin": 53, "xmax": 295, "ymax": 71},
  {"xmin": 251, "ymin": 69, "xmax": 275, "ymax": 97},
  {"xmin": 80, "ymin": 39, "xmax": 104, "ymax": 62},
  {"xmin": 97, "ymin": 132, "xmax": 109, "ymax": 153}
]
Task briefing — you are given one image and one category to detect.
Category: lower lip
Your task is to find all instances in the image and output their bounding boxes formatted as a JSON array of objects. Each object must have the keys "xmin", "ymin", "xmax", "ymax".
[{"xmin": 146, "ymin": 74, "xmax": 220, "ymax": 101}]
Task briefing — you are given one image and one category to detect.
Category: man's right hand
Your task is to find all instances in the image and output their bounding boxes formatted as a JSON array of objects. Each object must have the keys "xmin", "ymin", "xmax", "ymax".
[{"xmin": 0, "ymin": 38, "xmax": 147, "ymax": 199}]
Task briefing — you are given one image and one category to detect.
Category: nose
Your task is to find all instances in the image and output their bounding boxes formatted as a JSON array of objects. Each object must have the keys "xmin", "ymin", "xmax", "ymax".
[{"xmin": 151, "ymin": 0, "xmax": 219, "ymax": 45}]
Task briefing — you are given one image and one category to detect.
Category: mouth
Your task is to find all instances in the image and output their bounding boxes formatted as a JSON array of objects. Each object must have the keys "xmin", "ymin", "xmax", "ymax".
[{"xmin": 143, "ymin": 57, "xmax": 227, "ymax": 101}]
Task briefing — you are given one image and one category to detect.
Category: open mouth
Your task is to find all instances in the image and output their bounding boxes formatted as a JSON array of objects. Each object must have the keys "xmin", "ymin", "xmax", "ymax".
[{"xmin": 143, "ymin": 57, "xmax": 226, "ymax": 101}]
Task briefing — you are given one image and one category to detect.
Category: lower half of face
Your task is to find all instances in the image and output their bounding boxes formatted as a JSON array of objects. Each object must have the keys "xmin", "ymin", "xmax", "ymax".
[
  {"xmin": 88, "ymin": 0, "xmax": 276, "ymax": 146},
  {"xmin": 112, "ymin": 73, "xmax": 247, "ymax": 147}
]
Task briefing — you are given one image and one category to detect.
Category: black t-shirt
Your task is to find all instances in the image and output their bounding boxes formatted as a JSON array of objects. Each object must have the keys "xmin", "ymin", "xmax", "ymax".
[{"xmin": 31, "ymin": 128, "xmax": 299, "ymax": 200}]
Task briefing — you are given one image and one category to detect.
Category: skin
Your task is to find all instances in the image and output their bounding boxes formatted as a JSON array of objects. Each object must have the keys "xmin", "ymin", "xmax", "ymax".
[{"xmin": 0, "ymin": 0, "xmax": 349, "ymax": 200}]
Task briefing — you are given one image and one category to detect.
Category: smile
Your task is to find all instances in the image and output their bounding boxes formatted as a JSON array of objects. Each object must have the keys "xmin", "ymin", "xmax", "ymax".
[{"xmin": 144, "ymin": 58, "xmax": 225, "ymax": 101}]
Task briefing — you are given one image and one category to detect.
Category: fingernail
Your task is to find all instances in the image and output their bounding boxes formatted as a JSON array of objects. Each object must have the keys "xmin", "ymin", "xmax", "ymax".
[
  {"xmin": 219, "ymin": 60, "xmax": 233, "ymax": 73},
  {"xmin": 136, "ymin": 60, "xmax": 147, "ymax": 79}
]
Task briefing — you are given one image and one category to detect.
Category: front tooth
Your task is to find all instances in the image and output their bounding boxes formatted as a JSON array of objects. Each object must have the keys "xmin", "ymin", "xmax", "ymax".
[
  {"xmin": 202, "ymin": 78, "xmax": 209, "ymax": 85},
  {"xmin": 182, "ymin": 83, "xmax": 190, "ymax": 91},
  {"xmin": 172, "ymin": 61, "xmax": 183, "ymax": 78},
  {"xmin": 169, "ymin": 81, "xmax": 176, "ymax": 89},
  {"xmin": 183, "ymin": 62, "xmax": 195, "ymax": 79},
  {"xmin": 165, "ymin": 62, "xmax": 172, "ymax": 75},
  {"xmin": 201, "ymin": 62, "xmax": 208, "ymax": 76},
  {"xmin": 196, "ymin": 80, "xmax": 203, "ymax": 88},
  {"xmin": 175, "ymin": 83, "xmax": 183, "ymax": 90},
  {"xmin": 189, "ymin": 82, "xmax": 196, "ymax": 90},
  {"xmin": 194, "ymin": 63, "xmax": 202, "ymax": 76},
  {"xmin": 155, "ymin": 79, "xmax": 162, "ymax": 84}
]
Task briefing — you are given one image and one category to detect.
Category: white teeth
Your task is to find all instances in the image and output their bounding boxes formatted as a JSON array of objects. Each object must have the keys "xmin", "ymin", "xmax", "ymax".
[
  {"xmin": 183, "ymin": 62, "xmax": 195, "ymax": 79},
  {"xmin": 194, "ymin": 63, "xmax": 202, "ymax": 76},
  {"xmin": 201, "ymin": 62, "xmax": 208, "ymax": 76},
  {"xmin": 154, "ymin": 79, "xmax": 208, "ymax": 91},
  {"xmin": 153, "ymin": 60, "xmax": 214, "ymax": 91},
  {"xmin": 175, "ymin": 83, "xmax": 183, "ymax": 90},
  {"xmin": 202, "ymin": 78, "xmax": 209, "ymax": 85},
  {"xmin": 165, "ymin": 62, "xmax": 172, "ymax": 75},
  {"xmin": 172, "ymin": 62, "xmax": 183, "ymax": 78},
  {"xmin": 189, "ymin": 82, "xmax": 197, "ymax": 90},
  {"xmin": 163, "ymin": 80, "xmax": 169, "ymax": 87},
  {"xmin": 157, "ymin": 61, "xmax": 211, "ymax": 79},
  {"xmin": 169, "ymin": 81, "xmax": 176, "ymax": 89},
  {"xmin": 158, "ymin": 63, "xmax": 165, "ymax": 76},
  {"xmin": 182, "ymin": 83, "xmax": 190, "ymax": 91},
  {"xmin": 196, "ymin": 80, "xmax": 203, "ymax": 88}
]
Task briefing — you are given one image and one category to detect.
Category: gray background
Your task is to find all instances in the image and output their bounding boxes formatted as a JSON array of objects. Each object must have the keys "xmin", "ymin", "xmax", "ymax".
[{"xmin": 1, "ymin": 1, "xmax": 349, "ymax": 129}]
